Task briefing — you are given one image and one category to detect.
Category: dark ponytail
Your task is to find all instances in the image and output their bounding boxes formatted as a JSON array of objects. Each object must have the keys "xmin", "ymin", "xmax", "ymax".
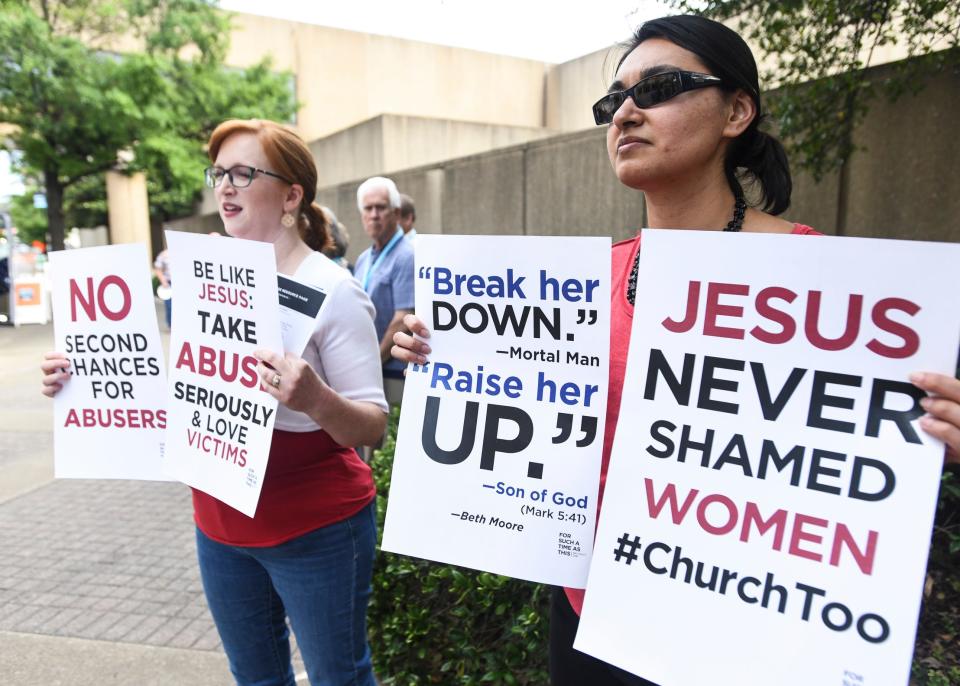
[
  {"xmin": 300, "ymin": 201, "xmax": 333, "ymax": 253},
  {"xmin": 624, "ymin": 15, "xmax": 792, "ymax": 215},
  {"xmin": 726, "ymin": 123, "xmax": 792, "ymax": 215}
]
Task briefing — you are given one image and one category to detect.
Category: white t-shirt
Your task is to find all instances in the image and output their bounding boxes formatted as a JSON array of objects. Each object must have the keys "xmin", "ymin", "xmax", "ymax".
[{"xmin": 275, "ymin": 252, "xmax": 388, "ymax": 432}]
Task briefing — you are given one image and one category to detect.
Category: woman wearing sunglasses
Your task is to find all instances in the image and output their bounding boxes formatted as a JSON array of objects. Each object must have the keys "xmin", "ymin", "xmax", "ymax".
[
  {"xmin": 42, "ymin": 119, "xmax": 387, "ymax": 686},
  {"xmin": 390, "ymin": 14, "xmax": 960, "ymax": 686}
]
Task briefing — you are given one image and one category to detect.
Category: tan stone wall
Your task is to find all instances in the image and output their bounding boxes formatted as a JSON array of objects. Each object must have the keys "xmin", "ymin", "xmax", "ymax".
[
  {"xmin": 545, "ymin": 48, "xmax": 611, "ymax": 132},
  {"xmin": 314, "ymin": 59, "xmax": 960, "ymax": 260},
  {"xmin": 308, "ymin": 115, "xmax": 553, "ymax": 189},
  {"xmin": 104, "ymin": 172, "xmax": 152, "ymax": 263},
  {"xmin": 839, "ymin": 64, "xmax": 960, "ymax": 242},
  {"xmin": 225, "ymin": 13, "xmax": 549, "ymax": 142}
]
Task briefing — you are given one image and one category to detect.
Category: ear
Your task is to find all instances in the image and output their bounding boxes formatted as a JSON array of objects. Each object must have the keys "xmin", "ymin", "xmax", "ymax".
[
  {"xmin": 722, "ymin": 89, "xmax": 756, "ymax": 139},
  {"xmin": 283, "ymin": 184, "xmax": 304, "ymax": 213}
]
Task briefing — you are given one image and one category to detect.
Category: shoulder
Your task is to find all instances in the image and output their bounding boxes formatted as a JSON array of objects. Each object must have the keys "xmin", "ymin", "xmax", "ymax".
[
  {"xmin": 791, "ymin": 223, "xmax": 823, "ymax": 236},
  {"xmin": 391, "ymin": 240, "xmax": 415, "ymax": 271},
  {"xmin": 612, "ymin": 235, "xmax": 641, "ymax": 267},
  {"xmin": 395, "ymin": 237, "xmax": 415, "ymax": 260},
  {"xmin": 311, "ymin": 260, "xmax": 374, "ymax": 326},
  {"xmin": 294, "ymin": 252, "xmax": 353, "ymax": 291}
]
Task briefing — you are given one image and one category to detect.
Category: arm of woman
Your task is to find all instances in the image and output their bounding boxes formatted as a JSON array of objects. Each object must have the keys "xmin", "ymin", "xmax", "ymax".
[
  {"xmin": 390, "ymin": 313, "xmax": 431, "ymax": 365},
  {"xmin": 911, "ymin": 371, "xmax": 960, "ymax": 465},
  {"xmin": 255, "ymin": 276, "xmax": 389, "ymax": 447},
  {"xmin": 41, "ymin": 352, "xmax": 71, "ymax": 398},
  {"xmin": 254, "ymin": 350, "xmax": 385, "ymax": 447}
]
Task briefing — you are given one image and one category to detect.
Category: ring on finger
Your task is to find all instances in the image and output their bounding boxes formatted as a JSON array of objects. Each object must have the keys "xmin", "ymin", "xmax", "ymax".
[{"xmin": 271, "ymin": 373, "xmax": 281, "ymax": 388}]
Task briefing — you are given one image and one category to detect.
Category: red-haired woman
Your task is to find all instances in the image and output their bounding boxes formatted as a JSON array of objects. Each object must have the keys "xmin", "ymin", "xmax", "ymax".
[{"xmin": 43, "ymin": 119, "xmax": 386, "ymax": 686}]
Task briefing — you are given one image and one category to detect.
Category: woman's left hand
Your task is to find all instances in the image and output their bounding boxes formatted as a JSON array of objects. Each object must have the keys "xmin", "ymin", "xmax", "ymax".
[
  {"xmin": 255, "ymin": 348, "xmax": 328, "ymax": 415},
  {"xmin": 911, "ymin": 371, "xmax": 960, "ymax": 466}
]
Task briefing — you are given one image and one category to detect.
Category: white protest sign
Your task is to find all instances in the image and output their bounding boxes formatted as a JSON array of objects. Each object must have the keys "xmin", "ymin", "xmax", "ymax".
[
  {"xmin": 163, "ymin": 231, "xmax": 282, "ymax": 517},
  {"xmin": 576, "ymin": 230, "xmax": 960, "ymax": 686},
  {"xmin": 382, "ymin": 235, "xmax": 611, "ymax": 587},
  {"xmin": 49, "ymin": 243, "xmax": 169, "ymax": 480}
]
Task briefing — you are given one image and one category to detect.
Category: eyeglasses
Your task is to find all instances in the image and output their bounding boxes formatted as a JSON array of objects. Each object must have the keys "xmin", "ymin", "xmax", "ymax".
[
  {"xmin": 592, "ymin": 70, "xmax": 725, "ymax": 125},
  {"xmin": 204, "ymin": 165, "xmax": 293, "ymax": 189}
]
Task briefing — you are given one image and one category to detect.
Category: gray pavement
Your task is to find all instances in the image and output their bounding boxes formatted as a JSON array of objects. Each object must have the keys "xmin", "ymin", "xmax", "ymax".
[{"xmin": 0, "ymin": 311, "xmax": 305, "ymax": 685}]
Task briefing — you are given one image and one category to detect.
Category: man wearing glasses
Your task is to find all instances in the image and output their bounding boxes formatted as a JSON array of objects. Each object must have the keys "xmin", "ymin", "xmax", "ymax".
[{"xmin": 353, "ymin": 176, "xmax": 415, "ymax": 406}]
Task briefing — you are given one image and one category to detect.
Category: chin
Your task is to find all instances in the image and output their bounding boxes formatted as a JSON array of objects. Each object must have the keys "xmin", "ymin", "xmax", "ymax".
[{"xmin": 614, "ymin": 164, "xmax": 653, "ymax": 191}]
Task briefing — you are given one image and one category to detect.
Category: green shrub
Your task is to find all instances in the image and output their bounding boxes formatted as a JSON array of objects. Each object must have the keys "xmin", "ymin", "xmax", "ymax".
[{"xmin": 368, "ymin": 408, "xmax": 550, "ymax": 685}]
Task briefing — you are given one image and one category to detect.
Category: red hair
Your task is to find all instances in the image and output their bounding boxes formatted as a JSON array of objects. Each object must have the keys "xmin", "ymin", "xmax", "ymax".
[{"xmin": 208, "ymin": 119, "xmax": 332, "ymax": 251}]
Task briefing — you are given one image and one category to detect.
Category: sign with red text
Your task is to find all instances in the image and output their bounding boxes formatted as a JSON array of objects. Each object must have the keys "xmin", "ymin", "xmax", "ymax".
[
  {"xmin": 575, "ymin": 230, "xmax": 960, "ymax": 686},
  {"xmin": 163, "ymin": 231, "xmax": 282, "ymax": 517},
  {"xmin": 382, "ymin": 235, "xmax": 611, "ymax": 586},
  {"xmin": 49, "ymin": 243, "xmax": 169, "ymax": 480}
]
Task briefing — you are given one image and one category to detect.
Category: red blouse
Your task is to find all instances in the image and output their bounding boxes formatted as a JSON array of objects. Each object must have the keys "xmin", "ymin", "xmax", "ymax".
[{"xmin": 193, "ymin": 428, "xmax": 375, "ymax": 547}]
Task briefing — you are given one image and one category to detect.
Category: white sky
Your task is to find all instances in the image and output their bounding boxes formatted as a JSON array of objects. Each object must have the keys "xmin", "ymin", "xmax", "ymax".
[
  {"xmin": 0, "ymin": 152, "xmax": 25, "ymax": 204},
  {"xmin": 217, "ymin": 0, "xmax": 675, "ymax": 63}
]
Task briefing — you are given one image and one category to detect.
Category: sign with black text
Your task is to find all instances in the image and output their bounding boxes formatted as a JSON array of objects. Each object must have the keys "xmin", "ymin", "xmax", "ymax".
[
  {"xmin": 575, "ymin": 230, "xmax": 960, "ymax": 686},
  {"xmin": 382, "ymin": 235, "xmax": 611, "ymax": 586},
  {"xmin": 163, "ymin": 231, "xmax": 282, "ymax": 517},
  {"xmin": 49, "ymin": 243, "xmax": 169, "ymax": 480}
]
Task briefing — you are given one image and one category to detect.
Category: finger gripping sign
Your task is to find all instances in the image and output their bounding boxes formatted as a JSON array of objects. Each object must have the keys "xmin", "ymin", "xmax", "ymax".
[
  {"xmin": 381, "ymin": 235, "xmax": 611, "ymax": 587},
  {"xmin": 50, "ymin": 243, "xmax": 169, "ymax": 480},
  {"xmin": 163, "ymin": 231, "xmax": 282, "ymax": 517},
  {"xmin": 575, "ymin": 230, "xmax": 960, "ymax": 686}
]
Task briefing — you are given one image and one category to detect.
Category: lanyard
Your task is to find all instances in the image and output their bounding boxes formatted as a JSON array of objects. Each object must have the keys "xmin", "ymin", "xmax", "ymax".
[{"xmin": 361, "ymin": 228, "xmax": 404, "ymax": 291}]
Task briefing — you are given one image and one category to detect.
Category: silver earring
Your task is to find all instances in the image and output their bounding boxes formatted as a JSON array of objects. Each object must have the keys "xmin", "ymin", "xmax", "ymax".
[{"xmin": 281, "ymin": 212, "xmax": 296, "ymax": 228}]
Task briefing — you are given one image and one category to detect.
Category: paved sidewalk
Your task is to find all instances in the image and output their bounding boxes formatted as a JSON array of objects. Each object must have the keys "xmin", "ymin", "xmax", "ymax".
[{"xmin": 0, "ymin": 315, "xmax": 305, "ymax": 685}]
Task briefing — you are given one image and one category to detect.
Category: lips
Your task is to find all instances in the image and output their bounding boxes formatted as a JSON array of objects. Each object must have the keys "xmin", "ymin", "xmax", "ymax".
[
  {"xmin": 221, "ymin": 202, "xmax": 242, "ymax": 217},
  {"xmin": 617, "ymin": 136, "xmax": 651, "ymax": 152}
]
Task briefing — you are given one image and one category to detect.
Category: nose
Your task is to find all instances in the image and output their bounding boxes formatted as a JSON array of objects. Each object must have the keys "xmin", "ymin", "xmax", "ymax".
[
  {"xmin": 611, "ymin": 95, "xmax": 643, "ymax": 130},
  {"xmin": 218, "ymin": 175, "xmax": 237, "ymax": 196}
]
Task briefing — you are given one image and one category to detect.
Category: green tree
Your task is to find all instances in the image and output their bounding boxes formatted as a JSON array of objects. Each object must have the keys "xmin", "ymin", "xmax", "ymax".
[
  {"xmin": 8, "ymin": 190, "xmax": 49, "ymax": 245},
  {"xmin": 0, "ymin": 0, "xmax": 296, "ymax": 250},
  {"xmin": 673, "ymin": 0, "xmax": 959, "ymax": 229}
]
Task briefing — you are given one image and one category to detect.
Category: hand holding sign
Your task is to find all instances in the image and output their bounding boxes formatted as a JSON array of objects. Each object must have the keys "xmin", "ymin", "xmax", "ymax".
[
  {"xmin": 254, "ymin": 348, "xmax": 327, "ymax": 415},
  {"xmin": 391, "ymin": 313, "xmax": 432, "ymax": 365},
  {"xmin": 41, "ymin": 352, "xmax": 71, "ymax": 398},
  {"xmin": 912, "ymin": 371, "xmax": 960, "ymax": 464}
]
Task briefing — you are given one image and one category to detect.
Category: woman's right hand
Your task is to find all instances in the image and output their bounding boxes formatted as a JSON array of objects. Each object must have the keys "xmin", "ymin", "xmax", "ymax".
[
  {"xmin": 41, "ymin": 352, "xmax": 71, "ymax": 398},
  {"xmin": 391, "ymin": 313, "xmax": 432, "ymax": 365}
]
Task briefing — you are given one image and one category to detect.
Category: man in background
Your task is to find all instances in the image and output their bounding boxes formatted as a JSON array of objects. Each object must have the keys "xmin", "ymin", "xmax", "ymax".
[
  {"xmin": 398, "ymin": 193, "xmax": 417, "ymax": 241},
  {"xmin": 353, "ymin": 177, "xmax": 414, "ymax": 406}
]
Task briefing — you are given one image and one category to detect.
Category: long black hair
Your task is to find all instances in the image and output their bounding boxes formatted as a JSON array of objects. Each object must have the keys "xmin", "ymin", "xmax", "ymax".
[{"xmin": 619, "ymin": 15, "xmax": 792, "ymax": 215}]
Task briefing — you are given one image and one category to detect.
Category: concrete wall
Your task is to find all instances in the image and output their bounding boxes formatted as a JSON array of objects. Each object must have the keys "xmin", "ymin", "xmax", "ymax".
[
  {"xmin": 840, "ymin": 64, "xmax": 960, "ymax": 242},
  {"xmin": 312, "ymin": 59, "xmax": 959, "ymax": 261},
  {"xmin": 317, "ymin": 129, "xmax": 649, "ymax": 265},
  {"xmin": 545, "ymin": 48, "xmax": 611, "ymax": 132},
  {"xmin": 225, "ymin": 13, "xmax": 549, "ymax": 142},
  {"xmin": 309, "ymin": 115, "xmax": 554, "ymax": 189},
  {"xmin": 104, "ymin": 171, "xmax": 152, "ymax": 265},
  {"xmin": 310, "ymin": 118, "xmax": 385, "ymax": 189}
]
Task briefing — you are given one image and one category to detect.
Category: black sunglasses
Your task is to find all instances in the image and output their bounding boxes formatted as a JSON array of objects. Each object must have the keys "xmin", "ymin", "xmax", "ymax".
[
  {"xmin": 592, "ymin": 70, "xmax": 725, "ymax": 125},
  {"xmin": 204, "ymin": 165, "xmax": 293, "ymax": 189}
]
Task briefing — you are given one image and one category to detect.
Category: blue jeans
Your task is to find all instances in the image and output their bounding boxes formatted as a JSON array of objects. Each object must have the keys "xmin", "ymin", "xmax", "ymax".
[{"xmin": 196, "ymin": 500, "xmax": 377, "ymax": 686}]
